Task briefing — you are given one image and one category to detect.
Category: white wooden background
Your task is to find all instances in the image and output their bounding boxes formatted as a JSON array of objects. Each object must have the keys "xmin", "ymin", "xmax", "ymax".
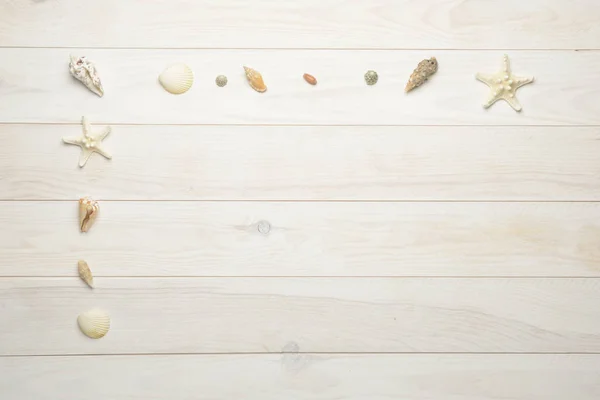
[{"xmin": 1, "ymin": 1, "xmax": 600, "ymax": 399}]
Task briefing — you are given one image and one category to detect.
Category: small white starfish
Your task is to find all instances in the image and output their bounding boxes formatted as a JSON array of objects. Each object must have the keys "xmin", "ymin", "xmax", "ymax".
[
  {"xmin": 476, "ymin": 54, "xmax": 534, "ymax": 112},
  {"xmin": 63, "ymin": 117, "xmax": 112, "ymax": 167}
]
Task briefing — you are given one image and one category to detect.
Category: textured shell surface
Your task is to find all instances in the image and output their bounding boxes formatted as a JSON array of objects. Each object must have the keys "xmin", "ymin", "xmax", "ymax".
[
  {"xmin": 69, "ymin": 55, "xmax": 104, "ymax": 97},
  {"xmin": 303, "ymin": 73, "xmax": 317, "ymax": 85},
  {"xmin": 77, "ymin": 260, "xmax": 94, "ymax": 288},
  {"xmin": 364, "ymin": 70, "xmax": 378, "ymax": 85},
  {"xmin": 79, "ymin": 197, "xmax": 99, "ymax": 233},
  {"xmin": 405, "ymin": 57, "xmax": 438, "ymax": 93},
  {"xmin": 78, "ymin": 309, "xmax": 110, "ymax": 339},
  {"xmin": 215, "ymin": 75, "xmax": 228, "ymax": 87},
  {"xmin": 243, "ymin": 66, "xmax": 267, "ymax": 92},
  {"xmin": 159, "ymin": 63, "xmax": 194, "ymax": 94}
]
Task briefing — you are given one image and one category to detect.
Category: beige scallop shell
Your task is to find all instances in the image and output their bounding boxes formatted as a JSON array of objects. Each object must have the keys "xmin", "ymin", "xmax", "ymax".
[
  {"xmin": 243, "ymin": 66, "xmax": 267, "ymax": 93},
  {"xmin": 78, "ymin": 260, "xmax": 94, "ymax": 288},
  {"xmin": 77, "ymin": 309, "xmax": 110, "ymax": 339},
  {"xmin": 79, "ymin": 197, "xmax": 99, "ymax": 233},
  {"xmin": 159, "ymin": 63, "xmax": 194, "ymax": 94}
]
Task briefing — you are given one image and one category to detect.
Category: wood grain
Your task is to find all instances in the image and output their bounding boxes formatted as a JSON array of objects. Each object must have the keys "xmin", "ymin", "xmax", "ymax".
[
  {"xmin": 1, "ymin": 49, "xmax": 599, "ymax": 125},
  {"xmin": 1, "ymin": 0, "xmax": 599, "ymax": 49},
  {"xmin": 1, "ymin": 354, "xmax": 599, "ymax": 400},
  {"xmin": 1, "ymin": 125, "xmax": 599, "ymax": 201},
  {"xmin": 1, "ymin": 277, "xmax": 599, "ymax": 355},
  {"xmin": 1, "ymin": 201, "xmax": 599, "ymax": 277}
]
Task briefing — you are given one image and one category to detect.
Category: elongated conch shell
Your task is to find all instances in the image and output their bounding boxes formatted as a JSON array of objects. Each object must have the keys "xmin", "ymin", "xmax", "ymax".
[
  {"xmin": 79, "ymin": 197, "xmax": 99, "ymax": 233},
  {"xmin": 405, "ymin": 57, "xmax": 438, "ymax": 93},
  {"xmin": 77, "ymin": 309, "xmax": 110, "ymax": 339},
  {"xmin": 69, "ymin": 55, "xmax": 104, "ymax": 97},
  {"xmin": 78, "ymin": 260, "xmax": 94, "ymax": 288},
  {"xmin": 243, "ymin": 66, "xmax": 267, "ymax": 93},
  {"xmin": 159, "ymin": 63, "xmax": 194, "ymax": 94}
]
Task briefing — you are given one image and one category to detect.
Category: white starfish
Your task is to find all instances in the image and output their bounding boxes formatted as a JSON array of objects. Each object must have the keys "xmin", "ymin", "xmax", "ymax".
[
  {"xmin": 63, "ymin": 117, "xmax": 112, "ymax": 167},
  {"xmin": 476, "ymin": 55, "xmax": 534, "ymax": 112}
]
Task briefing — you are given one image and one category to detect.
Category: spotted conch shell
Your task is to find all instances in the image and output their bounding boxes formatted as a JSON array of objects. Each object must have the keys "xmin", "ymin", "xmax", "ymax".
[
  {"xmin": 78, "ymin": 260, "xmax": 94, "ymax": 288},
  {"xmin": 69, "ymin": 55, "xmax": 104, "ymax": 97},
  {"xmin": 78, "ymin": 309, "xmax": 110, "ymax": 339},
  {"xmin": 79, "ymin": 197, "xmax": 99, "ymax": 233},
  {"xmin": 405, "ymin": 57, "xmax": 438, "ymax": 93},
  {"xmin": 243, "ymin": 66, "xmax": 267, "ymax": 93}
]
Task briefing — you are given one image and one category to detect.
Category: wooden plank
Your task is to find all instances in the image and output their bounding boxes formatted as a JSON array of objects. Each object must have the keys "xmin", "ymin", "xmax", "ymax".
[
  {"xmin": 1, "ymin": 125, "xmax": 599, "ymax": 201},
  {"xmin": 1, "ymin": 354, "xmax": 599, "ymax": 400},
  {"xmin": 1, "ymin": 202, "xmax": 599, "ymax": 277},
  {"xmin": 1, "ymin": 277, "xmax": 599, "ymax": 355},
  {"xmin": 1, "ymin": 0, "xmax": 599, "ymax": 49},
  {"xmin": 0, "ymin": 49, "xmax": 599, "ymax": 125}
]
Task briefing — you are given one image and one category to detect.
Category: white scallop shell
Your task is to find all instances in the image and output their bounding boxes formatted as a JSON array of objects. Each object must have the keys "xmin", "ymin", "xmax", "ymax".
[
  {"xmin": 77, "ymin": 309, "xmax": 110, "ymax": 339},
  {"xmin": 158, "ymin": 64, "xmax": 194, "ymax": 94}
]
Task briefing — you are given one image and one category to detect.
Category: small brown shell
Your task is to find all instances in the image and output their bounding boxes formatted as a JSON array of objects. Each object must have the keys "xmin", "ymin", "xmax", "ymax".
[
  {"xmin": 303, "ymin": 73, "xmax": 317, "ymax": 85},
  {"xmin": 243, "ymin": 66, "xmax": 267, "ymax": 93},
  {"xmin": 79, "ymin": 197, "xmax": 99, "ymax": 233},
  {"xmin": 78, "ymin": 260, "xmax": 94, "ymax": 288}
]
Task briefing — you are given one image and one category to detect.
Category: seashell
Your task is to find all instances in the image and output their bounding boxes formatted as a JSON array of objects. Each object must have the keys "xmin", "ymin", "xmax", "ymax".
[
  {"xmin": 69, "ymin": 55, "xmax": 104, "ymax": 97},
  {"xmin": 303, "ymin": 73, "xmax": 317, "ymax": 85},
  {"xmin": 77, "ymin": 260, "xmax": 94, "ymax": 288},
  {"xmin": 77, "ymin": 309, "xmax": 110, "ymax": 339},
  {"xmin": 405, "ymin": 57, "xmax": 438, "ymax": 93},
  {"xmin": 79, "ymin": 197, "xmax": 99, "ymax": 233},
  {"xmin": 215, "ymin": 75, "xmax": 228, "ymax": 87},
  {"xmin": 364, "ymin": 70, "xmax": 378, "ymax": 85},
  {"xmin": 243, "ymin": 66, "xmax": 267, "ymax": 93},
  {"xmin": 159, "ymin": 63, "xmax": 194, "ymax": 94}
]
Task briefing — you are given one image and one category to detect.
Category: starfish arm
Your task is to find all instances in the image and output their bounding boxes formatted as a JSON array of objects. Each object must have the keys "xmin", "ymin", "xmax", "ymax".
[
  {"xmin": 502, "ymin": 54, "xmax": 511, "ymax": 74},
  {"xmin": 476, "ymin": 73, "xmax": 496, "ymax": 86},
  {"xmin": 78, "ymin": 148, "xmax": 94, "ymax": 168},
  {"xmin": 93, "ymin": 126, "xmax": 111, "ymax": 141},
  {"xmin": 504, "ymin": 95, "xmax": 523, "ymax": 112},
  {"xmin": 512, "ymin": 75, "xmax": 534, "ymax": 89},
  {"xmin": 82, "ymin": 117, "xmax": 91, "ymax": 137},
  {"xmin": 62, "ymin": 136, "xmax": 83, "ymax": 145},
  {"xmin": 482, "ymin": 93, "xmax": 501, "ymax": 109},
  {"xmin": 93, "ymin": 144, "xmax": 112, "ymax": 160}
]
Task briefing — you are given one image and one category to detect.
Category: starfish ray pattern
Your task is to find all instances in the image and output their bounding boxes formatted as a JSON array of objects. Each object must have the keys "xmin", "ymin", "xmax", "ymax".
[
  {"xmin": 63, "ymin": 117, "xmax": 112, "ymax": 167},
  {"xmin": 476, "ymin": 55, "xmax": 534, "ymax": 112}
]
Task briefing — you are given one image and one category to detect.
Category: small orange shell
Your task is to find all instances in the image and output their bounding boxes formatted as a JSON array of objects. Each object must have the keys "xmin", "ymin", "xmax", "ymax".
[
  {"xmin": 303, "ymin": 73, "xmax": 317, "ymax": 85},
  {"xmin": 243, "ymin": 66, "xmax": 267, "ymax": 93}
]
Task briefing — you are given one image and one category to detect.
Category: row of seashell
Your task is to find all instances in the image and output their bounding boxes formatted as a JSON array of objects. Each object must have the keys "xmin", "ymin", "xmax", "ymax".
[
  {"xmin": 69, "ymin": 55, "xmax": 439, "ymax": 97},
  {"xmin": 158, "ymin": 64, "xmax": 267, "ymax": 94},
  {"xmin": 74, "ymin": 196, "xmax": 111, "ymax": 339}
]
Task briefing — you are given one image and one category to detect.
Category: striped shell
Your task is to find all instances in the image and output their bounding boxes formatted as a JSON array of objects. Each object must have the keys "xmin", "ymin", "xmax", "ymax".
[
  {"xmin": 78, "ymin": 309, "xmax": 110, "ymax": 339},
  {"xmin": 159, "ymin": 64, "xmax": 194, "ymax": 94},
  {"xmin": 77, "ymin": 260, "xmax": 94, "ymax": 288}
]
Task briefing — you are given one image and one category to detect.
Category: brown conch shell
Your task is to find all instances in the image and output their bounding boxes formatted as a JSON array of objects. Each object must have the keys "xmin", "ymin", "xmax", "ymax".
[
  {"xmin": 243, "ymin": 66, "xmax": 267, "ymax": 93},
  {"xmin": 79, "ymin": 197, "xmax": 99, "ymax": 232},
  {"xmin": 78, "ymin": 260, "xmax": 94, "ymax": 288},
  {"xmin": 405, "ymin": 57, "xmax": 438, "ymax": 93}
]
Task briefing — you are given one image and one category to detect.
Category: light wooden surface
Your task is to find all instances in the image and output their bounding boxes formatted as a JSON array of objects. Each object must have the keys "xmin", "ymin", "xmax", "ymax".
[
  {"xmin": 1, "ymin": 0, "xmax": 600, "ymax": 398},
  {"xmin": 2, "ymin": 278, "xmax": 600, "ymax": 355},
  {"xmin": 2, "ymin": 355, "xmax": 599, "ymax": 400},
  {"xmin": 1, "ymin": 202, "xmax": 599, "ymax": 277},
  {"xmin": 1, "ymin": 0, "xmax": 599, "ymax": 49},
  {"xmin": 2, "ymin": 125, "xmax": 599, "ymax": 200}
]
